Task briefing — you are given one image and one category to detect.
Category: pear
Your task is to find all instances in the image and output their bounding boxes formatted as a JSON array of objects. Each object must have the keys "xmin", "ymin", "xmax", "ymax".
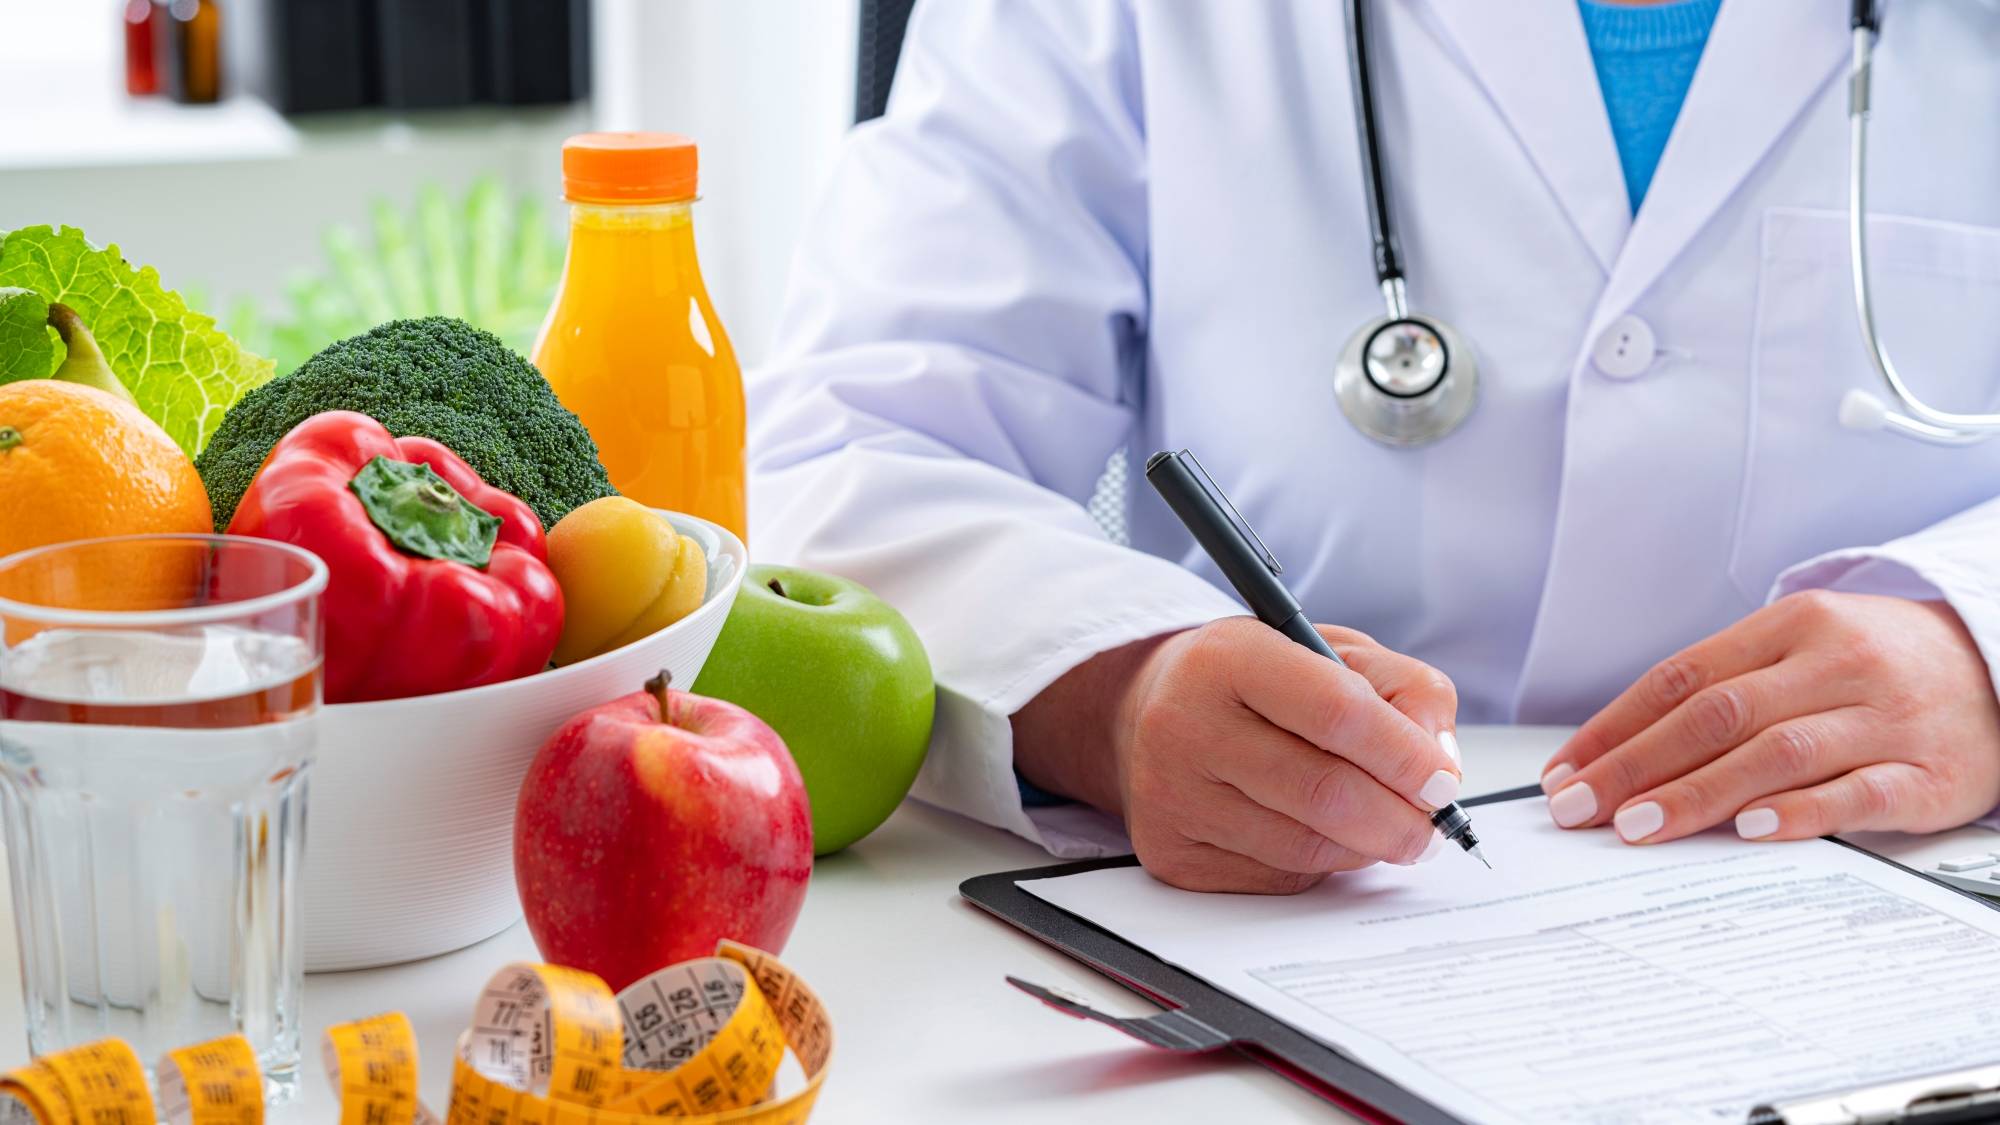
[{"xmin": 46, "ymin": 303, "xmax": 136, "ymax": 405}]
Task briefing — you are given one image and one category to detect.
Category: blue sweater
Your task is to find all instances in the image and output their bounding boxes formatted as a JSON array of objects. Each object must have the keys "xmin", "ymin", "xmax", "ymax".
[{"xmin": 1577, "ymin": 0, "xmax": 1722, "ymax": 213}]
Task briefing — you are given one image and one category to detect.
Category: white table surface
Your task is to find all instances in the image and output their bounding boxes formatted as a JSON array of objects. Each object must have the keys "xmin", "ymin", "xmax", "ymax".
[{"xmin": 0, "ymin": 725, "xmax": 1989, "ymax": 1122}]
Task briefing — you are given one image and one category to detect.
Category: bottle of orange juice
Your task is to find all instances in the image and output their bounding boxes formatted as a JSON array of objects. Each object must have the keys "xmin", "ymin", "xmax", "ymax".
[{"xmin": 533, "ymin": 133, "xmax": 746, "ymax": 541}]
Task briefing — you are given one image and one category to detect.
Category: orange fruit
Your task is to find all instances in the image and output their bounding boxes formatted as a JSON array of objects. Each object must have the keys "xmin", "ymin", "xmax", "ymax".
[{"xmin": 0, "ymin": 380, "xmax": 213, "ymax": 565}]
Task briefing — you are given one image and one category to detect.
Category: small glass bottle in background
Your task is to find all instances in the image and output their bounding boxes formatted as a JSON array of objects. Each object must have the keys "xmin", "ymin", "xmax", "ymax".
[
  {"xmin": 162, "ymin": 0, "xmax": 222, "ymax": 105},
  {"xmin": 122, "ymin": 0, "xmax": 159, "ymax": 96}
]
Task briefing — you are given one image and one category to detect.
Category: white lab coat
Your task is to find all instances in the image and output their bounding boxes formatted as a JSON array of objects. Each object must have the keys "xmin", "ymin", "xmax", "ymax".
[{"xmin": 749, "ymin": 0, "xmax": 2000, "ymax": 856}]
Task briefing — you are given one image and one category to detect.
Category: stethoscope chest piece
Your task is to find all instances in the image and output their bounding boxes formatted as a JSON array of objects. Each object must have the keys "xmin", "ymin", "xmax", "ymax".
[
  {"xmin": 1335, "ymin": 313, "xmax": 1478, "ymax": 445},
  {"xmin": 1337, "ymin": 0, "xmax": 1479, "ymax": 448}
]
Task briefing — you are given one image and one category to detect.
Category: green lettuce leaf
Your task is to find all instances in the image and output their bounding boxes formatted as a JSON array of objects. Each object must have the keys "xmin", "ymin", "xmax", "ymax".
[
  {"xmin": 0, "ymin": 287, "xmax": 60, "ymax": 382},
  {"xmin": 0, "ymin": 226, "xmax": 275, "ymax": 456}
]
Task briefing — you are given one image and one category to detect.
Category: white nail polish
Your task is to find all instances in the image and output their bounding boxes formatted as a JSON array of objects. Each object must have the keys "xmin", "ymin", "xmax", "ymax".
[
  {"xmin": 1614, "ymin": 801, "xmax": 1665, "ymax": 843},
  {"xmin": 1438, "ymin": 730, "xmax": 1461, "ymax": 765},
  {"xmin": 1540, "ymin": 762, "xmax": 1575, "ymax": 794},
  {"xmin": 1418, "ymin": 769, "xmax": 1460, "ymax": 810},
  {"xmin": 1548, "ymin": 782, "xmax": 1597, "ymax": 827},
  {"xmin": 1736, "ymin": 807, "xmax": 1780, "ymax": 840},
  {"xmin": 1417, "ymin": 829, "xmax": 1445, "ymax": 864}
]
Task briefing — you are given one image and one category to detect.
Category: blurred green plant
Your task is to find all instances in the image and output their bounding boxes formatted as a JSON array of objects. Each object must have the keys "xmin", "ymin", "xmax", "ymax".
[{"xmin": 229, "ymin": 179, "xmax": 563, "ymax": 374}]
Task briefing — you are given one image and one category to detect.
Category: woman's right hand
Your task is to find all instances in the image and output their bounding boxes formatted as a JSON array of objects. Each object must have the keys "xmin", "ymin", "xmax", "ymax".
[{"xmin": 1014, "ymin": 616, "xmax": 1463, "ymax": 893}]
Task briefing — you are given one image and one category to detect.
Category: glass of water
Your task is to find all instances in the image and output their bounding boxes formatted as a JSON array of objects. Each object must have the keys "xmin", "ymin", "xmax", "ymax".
[{"xmin": 0, "ymin": 534, "xmax": 326, "ymax": 1100}]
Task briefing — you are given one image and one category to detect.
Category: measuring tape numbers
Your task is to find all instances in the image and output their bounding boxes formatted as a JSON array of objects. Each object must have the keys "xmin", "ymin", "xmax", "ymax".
[
  {"xmin": 443, "ymin": 941, "xmax": 831, "ymax": 1124},
  {"xmin": 159, "ymin": 1034, "xmax": 264, "ymax": 1125},
  {"xmin": 0, "ymin": 942, "xmax": 831, "ymax": 1125},
  {"xmin": 323, "ymin": 1012, "xmax": 434, "ymax": 1125},
  {"xmin": 0, "ymin": 1038, "xmax": 158, "ymax": 1125}
]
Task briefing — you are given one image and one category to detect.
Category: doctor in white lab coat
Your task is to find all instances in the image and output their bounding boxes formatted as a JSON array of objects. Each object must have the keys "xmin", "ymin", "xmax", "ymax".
[{"xmin": 748, "ymin": 0, "xmax": 2000, "ymax": 891}]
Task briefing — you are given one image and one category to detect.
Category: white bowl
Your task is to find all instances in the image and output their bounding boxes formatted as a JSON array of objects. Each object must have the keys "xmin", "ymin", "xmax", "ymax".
[{"xmin": 301, "ymin": 512, "xmax": 746, "ymax": 972}]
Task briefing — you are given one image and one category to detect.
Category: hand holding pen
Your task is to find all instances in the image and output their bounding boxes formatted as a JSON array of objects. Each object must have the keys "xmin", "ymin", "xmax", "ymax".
[
  {"xmin": 1144, "ymin": 450, "xmax": 1487, "ymax": 870},
  {"xmin": 1014, "ymin": 451, "xmax": 1481, "ymax": 894}
]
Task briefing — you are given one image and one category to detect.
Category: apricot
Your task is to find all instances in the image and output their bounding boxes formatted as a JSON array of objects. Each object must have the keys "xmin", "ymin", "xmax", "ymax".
[{"xmin": 545, "ymin": 497, "xmax": 707, "ymax": 666}]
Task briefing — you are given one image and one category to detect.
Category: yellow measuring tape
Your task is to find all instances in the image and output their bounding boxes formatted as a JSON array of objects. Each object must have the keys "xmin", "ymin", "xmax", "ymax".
[{"xmin": 0, "ymin": 941, "xmax": 831, "ymax": 1125}]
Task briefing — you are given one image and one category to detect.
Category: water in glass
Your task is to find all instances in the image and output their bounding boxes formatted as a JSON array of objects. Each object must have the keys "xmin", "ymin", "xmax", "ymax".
[{"xmin": 0, "ymin": 624, "xmax": 316, "ymax": 1098}]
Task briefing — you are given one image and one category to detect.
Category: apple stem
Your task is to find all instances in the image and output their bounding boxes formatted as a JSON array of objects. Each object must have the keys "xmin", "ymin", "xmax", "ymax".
[
  {"xmin": 645, "ymin": 669, "xmax": 674, "ymax": 724},
  {"xmin": 768, "ymin": 577, "xmax": 786, "ymax": 599}
]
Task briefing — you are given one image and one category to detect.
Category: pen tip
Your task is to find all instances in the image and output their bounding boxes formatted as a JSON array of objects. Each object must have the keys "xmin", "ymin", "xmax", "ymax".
[{"xmin": 1470, "ymin": 844, "xmax": 1492, "ymax": 870}]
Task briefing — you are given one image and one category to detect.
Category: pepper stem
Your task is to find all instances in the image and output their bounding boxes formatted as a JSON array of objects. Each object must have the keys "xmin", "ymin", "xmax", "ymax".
[
  {"xmin": 347, "ymin": 455, "xmax": 501, "ymax": 568},
  {"xmin": 0, "ymin": 427, "xmax": 19, "ymax": 454},
  {"xmin": 645, "ymin": 670, "xmax": 674, "ymax": 725},
  {"xmin": 417, "ymin": 478, "xmax": 461, "ymax": 512}
]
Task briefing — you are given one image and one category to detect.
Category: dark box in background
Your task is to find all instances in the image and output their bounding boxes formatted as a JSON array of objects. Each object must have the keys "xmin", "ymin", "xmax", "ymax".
[
  {"xmin": 261, "ymin": 0, "xmax": 375, "ymax": 114},
  {"xmin": 486, "ymin": 0, "xmax": 591, "ymax": 106},
  {"xmin": 255, "ymin": 0, "xmax": 591, "ymax": 115},
  {"xmin": 376, "ymin": 0, "xmax": 479, "ymax": 109}
]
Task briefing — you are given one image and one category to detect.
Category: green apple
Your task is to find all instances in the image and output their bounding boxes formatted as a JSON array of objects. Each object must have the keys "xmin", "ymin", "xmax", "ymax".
[{"xmin": 692, "ymin": 564, "xmax": 935, "ymax": 854}]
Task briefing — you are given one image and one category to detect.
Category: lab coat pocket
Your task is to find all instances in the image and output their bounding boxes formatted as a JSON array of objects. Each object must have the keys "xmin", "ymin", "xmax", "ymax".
[{"xmin": 1729, "ymin": 207, "xmax": 2000, "ymax": 604}]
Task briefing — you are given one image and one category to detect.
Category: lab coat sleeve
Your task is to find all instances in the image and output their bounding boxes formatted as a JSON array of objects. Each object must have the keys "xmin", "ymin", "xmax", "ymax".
[
  {"xmin": 746, "ymin": 0, "xmax": 1240, "ymax": 857},
  {"xmin": 1770, "ymin": 495, "xmax": 2000, "ymax": 706}
]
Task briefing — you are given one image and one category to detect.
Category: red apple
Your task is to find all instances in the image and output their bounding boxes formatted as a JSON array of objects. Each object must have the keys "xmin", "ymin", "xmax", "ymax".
[{"xmin": 514, "ymin": 671, "xmax": 814, "ymax": 990}]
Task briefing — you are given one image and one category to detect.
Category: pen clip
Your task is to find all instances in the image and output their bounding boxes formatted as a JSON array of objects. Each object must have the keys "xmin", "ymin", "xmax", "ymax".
[{"xmin": 1176, "ymin": 450, "xmax": 1282, "ymax": 576}]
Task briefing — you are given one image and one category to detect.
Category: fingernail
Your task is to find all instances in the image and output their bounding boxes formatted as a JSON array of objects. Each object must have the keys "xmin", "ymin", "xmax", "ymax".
[
  {"xmin": 1614, "ymin": 801, "xmax": 1665, "ymax": 843},
  {"xmin": 1418, "ymin": 770, "xmax": 1460, "ymax": 810},
  {"xmin": 1548, "ymin": 782, "xmax": 1597, "ymax": 827},
  {"xmin": 1540, "ymin": 762, "xmax": 1575, "ymax": 794},
  {"xmin": 1417, "ymin": 830, "xmax": 1444, "ymax": 864},
  {"xmin": 1736, "ymin": 807, "xmax": 1780, "ymax": 840},
  {"xmin": 1438, "ymin": 730, "xmax": 1461, "ymax": 765}
]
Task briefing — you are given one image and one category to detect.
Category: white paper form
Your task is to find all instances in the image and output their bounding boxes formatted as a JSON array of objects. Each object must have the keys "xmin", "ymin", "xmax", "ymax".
[{"xmin": 1024, "ymin": 797, "xmax": 2000, "ymax": 1125}]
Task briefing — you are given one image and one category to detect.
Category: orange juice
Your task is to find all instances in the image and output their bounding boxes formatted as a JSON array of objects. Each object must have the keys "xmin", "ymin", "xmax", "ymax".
[{"xmin": 533, "ymin": 133, "xmax": 746, "ymax": 540}]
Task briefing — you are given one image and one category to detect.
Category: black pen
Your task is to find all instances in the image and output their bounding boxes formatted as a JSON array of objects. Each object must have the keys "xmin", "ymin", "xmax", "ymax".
[{"xmin": 1144, "ymin": 449, "xmax": 1489, "ymax": 869}]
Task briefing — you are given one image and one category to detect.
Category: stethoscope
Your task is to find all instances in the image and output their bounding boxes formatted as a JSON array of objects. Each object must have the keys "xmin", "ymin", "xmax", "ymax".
[
  {"xmin": 1333, "ymin": 0, "xmax": 1476, "ymax": 446},
  {"xmin": 1840, "ymin": 0, "xmax": 1998, "ymax": 444},
  {"xmin": 1334, "ymin": 0, "xmax": 1995, "ymax": 448}
]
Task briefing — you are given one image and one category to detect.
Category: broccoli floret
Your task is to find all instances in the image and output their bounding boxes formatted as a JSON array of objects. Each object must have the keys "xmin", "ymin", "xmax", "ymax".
[{"xmin": 196, "ymin": 317, "xmax": 618, "ymax": 530}]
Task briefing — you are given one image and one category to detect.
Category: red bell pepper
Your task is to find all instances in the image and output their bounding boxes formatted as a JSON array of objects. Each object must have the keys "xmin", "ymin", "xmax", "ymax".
[{"xmin": 228, "ymin": 410, "xmax": 565, "ymax": 703}]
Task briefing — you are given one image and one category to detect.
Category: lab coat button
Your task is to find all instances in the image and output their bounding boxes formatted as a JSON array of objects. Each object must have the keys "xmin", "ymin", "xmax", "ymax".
[{"xmin": 1592, "ymin": 315, "xmax": 1657, "ymax": 379}]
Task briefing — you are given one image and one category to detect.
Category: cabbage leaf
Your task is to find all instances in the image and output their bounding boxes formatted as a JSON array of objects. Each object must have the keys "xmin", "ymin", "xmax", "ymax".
[
  {"xmin": 0, "ymin": 226, "xmax": 274, "ymax": 456},
  {"xmin": 0, "ymin": 287, "xmax": 59, "ymax": 381}
]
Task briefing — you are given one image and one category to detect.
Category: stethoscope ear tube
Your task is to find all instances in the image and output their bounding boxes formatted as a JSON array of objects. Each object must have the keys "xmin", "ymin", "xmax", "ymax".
[
  {"xmin": 1343, "ymin": 0, "xmax": 1401, "ymax": 288},
  {"xmin": 1841, "ymin": 6, "xmax": 2000, "ymax": 445}
]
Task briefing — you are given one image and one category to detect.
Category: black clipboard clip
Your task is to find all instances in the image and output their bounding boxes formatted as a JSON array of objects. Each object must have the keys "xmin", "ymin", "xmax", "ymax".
[{"xmin": 1750, "ymin": 1063, "xmax": 2000, "ymax": 1124}]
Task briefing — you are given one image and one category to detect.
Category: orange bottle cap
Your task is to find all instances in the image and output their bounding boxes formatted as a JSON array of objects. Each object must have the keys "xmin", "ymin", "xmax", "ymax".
[{"xmin": 561, "ymin": 132, "xmax": 698, "ymax": 204}]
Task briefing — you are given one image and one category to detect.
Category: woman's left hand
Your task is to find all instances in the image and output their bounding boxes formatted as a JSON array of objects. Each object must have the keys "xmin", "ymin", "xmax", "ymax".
[{"xmin": 1540, "ymin": 590, "xmax": 2000, "ymax": 843}]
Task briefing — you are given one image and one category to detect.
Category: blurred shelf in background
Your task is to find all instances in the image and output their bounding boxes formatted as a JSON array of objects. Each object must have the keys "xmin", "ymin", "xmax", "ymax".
[
  {"xmin": 1, "ymin": 91, "xmax": 290, "ymax": 171},
  {"xmin": 0, "ymin": 87, "xmax": 591, "ymax": 173},
  {"xmin": 2, "ymin": 0, "xmax": 591, "ymax": 171},
  {"xmin": 1, "ymin": 0, "xmax": 856, "ymax": 368}
]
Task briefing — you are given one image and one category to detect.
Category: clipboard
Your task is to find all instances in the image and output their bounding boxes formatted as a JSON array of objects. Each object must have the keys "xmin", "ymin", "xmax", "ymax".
[
  {"xmin": 958, "ymin": 785, "xmax": 2000, "ymax": 1125},
  {"xmin": 958, "ymin": 788, "xmax": 1545, "ymax": 1123}
]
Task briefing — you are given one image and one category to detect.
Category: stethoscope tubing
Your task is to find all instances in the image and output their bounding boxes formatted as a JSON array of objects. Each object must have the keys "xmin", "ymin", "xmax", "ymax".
[
  {"xmin": 1339, "ymin": 0, "xmax": 1991, "ymax": 447},
  {"xmin": 1845, "ymin": 10, "xmax": 2000, "ymax": 443},
  {"xmin": 1343, "ymin": 0, "xmax": 1401, "ymax": 289}
]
